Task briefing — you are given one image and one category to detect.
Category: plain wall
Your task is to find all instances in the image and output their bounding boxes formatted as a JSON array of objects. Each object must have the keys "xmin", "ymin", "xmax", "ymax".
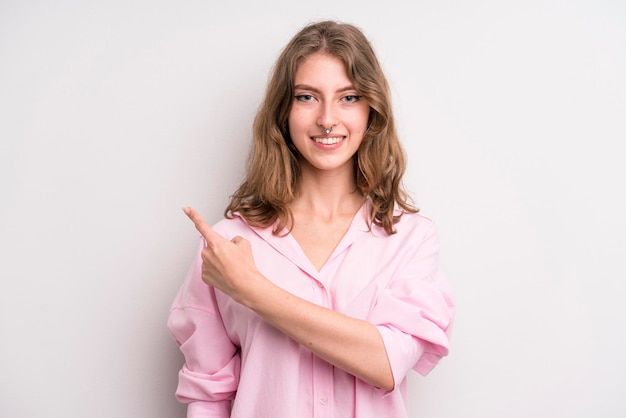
[{"xmin": 1, "ymin": 1, "xmax": 624, "ymax": 417}]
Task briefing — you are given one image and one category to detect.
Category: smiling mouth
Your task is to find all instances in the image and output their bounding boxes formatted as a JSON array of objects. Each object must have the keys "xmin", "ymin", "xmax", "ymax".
[{"xmin": 313, "ymin": 136, "xmax": 342, "ymax": 145}]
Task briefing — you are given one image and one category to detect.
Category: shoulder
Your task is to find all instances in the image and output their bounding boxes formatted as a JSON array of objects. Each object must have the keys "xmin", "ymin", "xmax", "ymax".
[
  {"xmin": 354, "ymin": 210, "xmax": 441, "ymax": 271},
  {"xmin": 397, "ymin": 210, "xmax": 435, "ymax": 226},
  {"xmin": 211, "ymin": 214, "xmax": 274, "ymax": 240},
  {"xmin": 387, "ymin": 210, "xmax": 438, "ymax": 238},
  {"xmin": 210, "ymin": 216, "xmax": 249, "ymax": 238},
  {"xmin": 362, "ymin": 210, "xmax": 440, "ymax": 256}
]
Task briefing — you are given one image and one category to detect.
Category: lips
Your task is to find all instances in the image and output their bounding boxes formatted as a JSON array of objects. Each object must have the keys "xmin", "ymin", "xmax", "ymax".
[{"xmin": 313, "ymin": 136, "xmax": 343, "ymax": 145}]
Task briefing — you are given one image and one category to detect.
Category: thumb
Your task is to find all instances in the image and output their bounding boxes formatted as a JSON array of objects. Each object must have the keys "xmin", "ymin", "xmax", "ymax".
[{"xmin": 230, "ymin": 236, "xmax": 245, "ymax": 244}]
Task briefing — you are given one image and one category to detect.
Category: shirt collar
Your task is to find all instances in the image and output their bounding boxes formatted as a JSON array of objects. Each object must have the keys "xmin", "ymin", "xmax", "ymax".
[{"xmin": 233, "ymin": 200, "xmax": 373, "ymax": 276}]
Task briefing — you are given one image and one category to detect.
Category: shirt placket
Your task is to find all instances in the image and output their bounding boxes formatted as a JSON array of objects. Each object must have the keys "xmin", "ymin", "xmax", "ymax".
[{"xmin": 311, "ymin": 273, "xmax": 334, "ymax": 418}]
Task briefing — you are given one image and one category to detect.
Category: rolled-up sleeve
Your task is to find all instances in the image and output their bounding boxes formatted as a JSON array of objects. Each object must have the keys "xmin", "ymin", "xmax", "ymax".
[
  {"xmin": 167, "ymin": 240, "xmax": 240, "ymax": 417},
  {"xmin": 368, "ymin": 220, "xmax": 455, "ymax": 387}
]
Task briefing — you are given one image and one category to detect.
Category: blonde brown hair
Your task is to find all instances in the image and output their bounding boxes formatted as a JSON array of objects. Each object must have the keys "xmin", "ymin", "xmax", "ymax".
[{"xmin": 225, "ymin": 20, "xmax": 417, "ymax": 234}]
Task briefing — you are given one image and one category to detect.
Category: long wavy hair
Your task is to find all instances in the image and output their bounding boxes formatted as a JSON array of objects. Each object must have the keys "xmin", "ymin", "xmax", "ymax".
[{"xmin": 225, "ymin": 20, "xmax": 417, "ymax": 234}]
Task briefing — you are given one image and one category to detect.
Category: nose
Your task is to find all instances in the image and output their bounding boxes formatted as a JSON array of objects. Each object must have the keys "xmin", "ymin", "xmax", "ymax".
[{"xmin": 317, "ymin": 101, "xmax": 337, "ymax": 131}]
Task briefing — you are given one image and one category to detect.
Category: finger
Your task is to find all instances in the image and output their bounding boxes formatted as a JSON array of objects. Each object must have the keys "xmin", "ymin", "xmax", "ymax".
[
  {"xmin": 182, "ymin": 207, "xmax": 222, "ymax": 243},
  {"xmin": 231, "ymin": 236, "xmax": 244, "ymax": 244}
]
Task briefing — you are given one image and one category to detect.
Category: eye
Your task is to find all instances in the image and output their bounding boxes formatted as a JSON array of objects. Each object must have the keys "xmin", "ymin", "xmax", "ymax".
[
  {"xmin": 343, "ymin": 95, "xmax": 361, "ymax": 103},
  {"xmin": 295, "ymin": 94, "xmax": 314, "ymax": 102}
]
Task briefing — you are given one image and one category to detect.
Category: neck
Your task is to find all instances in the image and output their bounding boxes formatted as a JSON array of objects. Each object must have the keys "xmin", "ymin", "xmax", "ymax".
[{"xmin": 292, "ymin": 163, "xmax": 364, "ymax": 218}]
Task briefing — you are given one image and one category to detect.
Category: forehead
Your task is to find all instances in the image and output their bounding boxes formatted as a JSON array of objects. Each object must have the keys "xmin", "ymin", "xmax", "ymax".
[{"xmin": 294, "ymin": 52, "xmax": 351, "ymax": 84}]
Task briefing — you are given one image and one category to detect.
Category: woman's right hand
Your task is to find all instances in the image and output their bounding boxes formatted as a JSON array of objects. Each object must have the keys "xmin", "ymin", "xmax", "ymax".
[{"xmin": 182, "ymin": 207, "xmax": 264, "ymax": 304}]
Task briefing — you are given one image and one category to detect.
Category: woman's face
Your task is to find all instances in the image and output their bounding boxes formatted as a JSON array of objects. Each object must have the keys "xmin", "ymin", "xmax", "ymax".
[{"xmin": 287, "ymin": 52, "xmax": 370, "ymax": 176}]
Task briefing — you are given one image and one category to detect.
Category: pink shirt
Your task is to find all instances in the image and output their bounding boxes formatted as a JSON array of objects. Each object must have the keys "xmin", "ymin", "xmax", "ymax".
[{"xmin": 168, "ymin": 203, "xmax": 455, "ymax": 418}]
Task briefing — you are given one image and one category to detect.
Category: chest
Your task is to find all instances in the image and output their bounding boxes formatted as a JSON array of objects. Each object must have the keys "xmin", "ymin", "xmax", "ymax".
[
  {"xmin": 290, "ymin": 215, "xmax": 354, "ymax": 272},
  {"xmin": 215, "ymin": 232, "xmax": 409, "ymax": 345}
]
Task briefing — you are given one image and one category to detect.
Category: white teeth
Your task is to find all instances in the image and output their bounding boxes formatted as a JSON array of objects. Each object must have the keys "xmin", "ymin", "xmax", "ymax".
[{"xmin": 314, "ymin": 137, "xmax": 342, "ymax": 145}]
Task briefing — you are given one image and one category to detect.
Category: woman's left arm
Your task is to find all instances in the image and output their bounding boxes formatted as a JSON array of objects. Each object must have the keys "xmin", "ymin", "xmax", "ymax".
[
  {"xmin": 240, "ymin": 271, "xmax": 395, "ymax": 391},
  {"xmin": 183, "ymin": 207, "xmax": 395, "ymax": 391}
]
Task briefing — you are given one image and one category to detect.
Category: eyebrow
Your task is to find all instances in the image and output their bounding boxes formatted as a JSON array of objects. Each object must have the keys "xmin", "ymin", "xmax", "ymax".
[{"xmin": 293, "ymin": 84, "xmax": 358, "ymax": 94}]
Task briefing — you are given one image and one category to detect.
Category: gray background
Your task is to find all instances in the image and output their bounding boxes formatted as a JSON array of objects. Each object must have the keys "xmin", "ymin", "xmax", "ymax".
[{"xmin": 1, "ymin": 0, "xmax": 624, "ymax": 417}]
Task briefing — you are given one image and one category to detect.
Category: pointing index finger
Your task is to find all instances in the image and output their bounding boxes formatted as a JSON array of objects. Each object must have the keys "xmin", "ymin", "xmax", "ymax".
[{"xmin": 182, "ymin": 206, "xmax": 221, "ymax": 244}]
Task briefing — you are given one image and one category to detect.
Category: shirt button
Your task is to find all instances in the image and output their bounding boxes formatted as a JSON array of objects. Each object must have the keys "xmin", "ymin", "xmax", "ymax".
[{"xmin": 319, "ymin": 397, "xmax": 328, "ymax": 405}]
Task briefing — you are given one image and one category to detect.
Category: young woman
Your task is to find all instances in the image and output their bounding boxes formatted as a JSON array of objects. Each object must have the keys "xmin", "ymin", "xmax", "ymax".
[{"xmin": 168, "ymin": 20, "xmax": 455, "ymax": 418}]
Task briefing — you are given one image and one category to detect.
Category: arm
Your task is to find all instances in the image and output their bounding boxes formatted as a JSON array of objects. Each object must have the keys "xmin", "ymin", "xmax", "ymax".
[
  {"xmin": 183, "ymin": 207, "xmax": 394, "ymax": 391},
  {"xmin": 240, "ymin": 270, "xmax": 394, "ymax": 391},
  {"xmin": 167, "ymin": 240, "xmax": 240, "ymax": 417},
  {"xmin": 368, "ymin": 220, "xmax": 455, "ymax": 378}
]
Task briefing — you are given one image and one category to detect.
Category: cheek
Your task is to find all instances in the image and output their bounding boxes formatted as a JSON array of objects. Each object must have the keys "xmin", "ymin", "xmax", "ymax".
[
  {"xmin": 287, "ymin": 109, "xmax": 302, "ymax": 133},
  {"xmin": 355, "ymin": 106, "xmax": 370, "ymax": 130},
  {"xmin": 357, "ymin": 116, "xmax": 370, "ymax": 134},
  {"xmin": 286, "ymin": 118, "xmax": 294, "ymax": 137}
]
